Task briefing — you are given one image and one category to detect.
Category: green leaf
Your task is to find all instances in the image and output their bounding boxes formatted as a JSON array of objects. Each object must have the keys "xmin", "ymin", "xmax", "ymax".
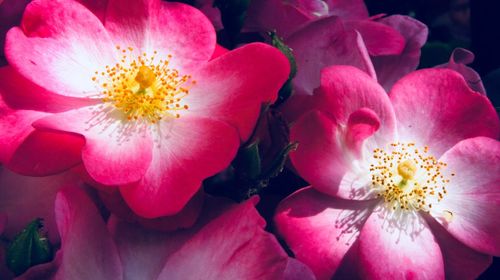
[
  {"xmin": 233, "ymin": 141, "xmax": 262, "ymax": 180},
  {"xmin": 269, "ymin": 31, "xmax": 297, "ymax": 78},
  {"xmin": 269, "ymin": 31, "xmax": 297, "ymax": 106},
  {"xmin": 260, "ymin": 141, "xmax": 298, "ymax": 180},
  {"xmin": 6, "ymin": 218, "xmax": 53, "ymax": 276}
]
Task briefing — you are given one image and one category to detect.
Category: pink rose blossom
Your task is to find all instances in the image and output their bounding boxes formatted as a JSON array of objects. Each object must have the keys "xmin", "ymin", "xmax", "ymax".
[
  {"xmin": 1, "ymin": 0, "xmax": 289, "ymax": 218},
  {"xmin": 17, "ymin": 186, "xmax": 314, "ymax": 280},
  {"xmin": 276, "ymin": 66, "xmax": 500, "ymax": 279}
]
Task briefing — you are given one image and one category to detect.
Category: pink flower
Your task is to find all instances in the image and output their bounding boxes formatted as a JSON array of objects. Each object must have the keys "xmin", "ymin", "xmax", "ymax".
[
  {"xmin": 18, "ymin": 186, "xmax": 314, "ymax": 280},
  {"xmin": 1, "ymin": 0, "xmax": 289, "ymax": 218},
  {"xmin": 0, "ymin": 0, "xmax": 31, "ymax": 64},
  {"xmin": 275, "ymin": 66, "xmax": 500, "ymax": 279}
]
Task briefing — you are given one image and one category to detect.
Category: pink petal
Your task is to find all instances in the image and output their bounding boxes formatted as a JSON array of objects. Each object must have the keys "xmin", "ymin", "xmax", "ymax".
[
  {"xmin": 99, "ymin": 188, "xmax": 204, "ymax": 232},
  {"xmin": 34, "ymin": 105, "xmax": 153, "ymax": 186},
  {"xmin": 104, "ymin": 0, "xmax": 215, "ymax": 72},
  {"xmin": 433, "ymin": 137, "xmax": 500, "ymax": 256},
  {"xmin": 53, "ymin": 186, "xmax": 122, "ymax": 279},
  {"xmin": 436, "ymin": 48, "xmax": 486, "ymax": 94},
  {"xmin": 357, "ymin": 206, "xmax": 444, "ymax": 279},
  {"xmin": 286, "ymin": 16, "xmax": 376, "ymax": 96},
  {"xmin": 0, "ymin": 167, "xmax": 80, "ymax": 244},
  {"xmin": 158, "ymin": 196, "xmax": 289, "ymax": 279},
  {"xmin": 245, "ymin": 0, "xmax": 312, "ymax": 38},
  {"xmin": 425, "ymin": 215, "xmax": 492, "ymax": 280},
  {"xmin": 0, "ymin": 0, "xmax": 31, "ymax": 58},
  {"xmin": 5, "ymin": 0, "xmax": 116, "ymax": 98},
  {"xmin": 324, "ymin": 0, "xmax": 369, "ymax": 20},
  {"xmin": 7, "ymin": 130, "xmax": 84, "ymax": 176},
  {"xmin": 314, "ymin": 65, "xmax": 396, "ymax": 147},
  {"xmin": 345, "ymin": 107, "xmax": 381, "ymax": 158},
  {"xmin": 291, "ymin": 110, "xmax": 377, "ymax": 199},
  {"xmin": 76, "ymin": 0, "xmax": 108, "ymax": 22},
  {"xmin": 108, "ymin": 215, "xmax": 190, "ymax": 280},
  {"xmin": 274, "ymin": 187, "xmax": 376, "ymax": 280},
  {"xmin": 283, "ymin": 258, "xmax": 316, "ymax": 280},
  {"xmin": 390, "ymin": 69, "xmax": 500, "ymax": 157},
  {"xmin": 372, "ymin": 15, "xmax": 428, "ymax": 91},
  {"xmin": 184, "ymin": 43, "xmax": 290, "ymax": 141},
  {"xmin": 290, "ymin": 111, "xmax": 346, "ymax": 196},
  {"xmin": 344, "ymin": 19, "xmax": 405, "ymax": 56},
  {"xmin": 120, "ymin": 116, "xmax": 239, "ymax": 218}
]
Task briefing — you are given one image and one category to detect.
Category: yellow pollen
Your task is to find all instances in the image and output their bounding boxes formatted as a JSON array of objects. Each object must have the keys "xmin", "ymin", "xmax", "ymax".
[
  {"xmin": 92, "ymin": 46, "xmax": 194, "ymax": 123},
  {"xmin": 397, "ymin": 159, "xmax": 417, "ymax": 181},
  {"xmin": 369, "ymin": 142, "xmax": 454, "ymax": 214}
]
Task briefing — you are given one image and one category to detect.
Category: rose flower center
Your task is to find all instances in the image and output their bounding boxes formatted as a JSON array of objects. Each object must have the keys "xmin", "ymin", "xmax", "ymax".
[
  {"xmin": 92, "ymin": 46, "xmax": 195, "ymax": 123},
  {"xmin": 369, "ymin": 142, "xmax": 455, "ymax": 216}
]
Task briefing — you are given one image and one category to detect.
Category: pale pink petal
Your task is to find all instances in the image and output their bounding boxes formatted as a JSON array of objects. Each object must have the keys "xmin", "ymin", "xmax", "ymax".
[
  {"xmin": 314, "ymin": 65, "xmax": 396, "ymax": 147},
  {"xmin": 120, "ymin": 116, "xmax": 239, "ymax": 218},
  {"xmin": 425, "ymin": 215, "xmax": 492, "ymax": 280},
  {"xmin": 5, "ymin": 0, "xmax": 117, "ymax": 98},
  {"xmin": 104, "ymin": 0, "xmax": 215, "ymax": 72},
  {"xmin": 33, "ymin": 105, "xmax": 153, "ymax": 186},
  {"xmin": 357, "ymin": 206, "xmax": 444, "ymax": 279},
  {"xmin": 158, "ymin": 196, "xmax": 289, "ymax": 280},
  {"xmin": 53, "ymin": 186, "xmax": 122, "ymax": 279},
  {"xmin": 345, "ymin": 107, "xmax": 381, "ymax": 158},
  {"xmin": 274, "ymin": 187, "xmax": 376, "ymax": 280},
  {"xmin": 433, "ymin": 137, "xmax": 500, "ymax": 256},
  {"xmin": 390, "ymin": 69, "xmax": 500, "ymax": 157},
  {"xmin": 436, "ymin": 48, "xmax": 486, "ymax": 94},
  {"xmin": 184, "ymin": 43, "xmax": 290, "ymax": 141},
  {"xmin": 324, "ymin": 0, "xmax": 369, "ymax": 20},
  {"xmin": 0, "ymin": 167, "xmax": 80, "ymax": 244},
  {"xmin": 287, "ymin": 16, "xmax": 376, "ymax": 97},
  {"xmin": 372, "ymin": 15, "xmax": 428, "ymax": 91},
  {"xmin": 344, "ymin": 20, "xmax": 405, "ymax": 56}
]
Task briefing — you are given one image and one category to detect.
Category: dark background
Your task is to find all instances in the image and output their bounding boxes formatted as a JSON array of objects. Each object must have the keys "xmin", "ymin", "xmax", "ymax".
[{"xmin": 365, "ymin": 1, "xmax": 500, "ymax": 278}]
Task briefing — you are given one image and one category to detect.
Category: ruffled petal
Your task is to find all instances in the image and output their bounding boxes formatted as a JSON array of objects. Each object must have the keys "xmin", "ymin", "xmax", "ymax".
[
  {"xmin": 0, "ymin": 167, "xmax": 80, "ymax": 244},
  {"xmin": 372, "ymin": 15, "xmax": 428, "ymax": 91},
  {"xmin": 344, "ymin": 19, "xmax": 405, "ymax": 56},
  {"xmin": 283, "ymin": 258, "xmax": 316, "ymax": 280},
  {"xmin": 314, "ymin": 65, "xmax": 396, "ymax": 147},
  {"xmin": 274, "ymin": 187, "xmax": 376, "ymax": 280},
  {"xmin": 287, "ymin": 16, "xmax": 376, "ymax": 96},
  {"xmin": 390, "ymin": 69, "xmax": 500, "ymax": 157},
  {"xmin": 183, "ymin": 43, "xmax": 290, "ymax": 141},
  {"xmin": 104, "ymin": 0, "xmax": 215, "ymax": 71},
  {"xmin": 53, "ymin": 186, "xmax": 123, "ymax": 279},
  {"xmin": 425, "ymin": 215, "xmax": 492, "ymax": 280},
  {"xmin": 432, "ymin": 137, "xmax": 500, "ymax": 256},
  {"xmin": 33, "ymin": 105, "xmax": 153, "ymax": 185},
  {"xmin": 357, "ymin": 206, "xmax": 444, "ymax": 279},
  {"xmin": 5, "ymin": 0, "xmax": 117, "ymax": 98},
  {"xmin": 120, "ymin": 116, "xmax": 239, "ymax": 218},
  {"xmin": 157, "ymin": 196, "xmax": 289, "ymax": 280},
  {"xmin": 324, "ymin": 0, "xmax": 369, "ymax": 20},
  {"xmin": 436, "ymin": 48, "xmax": 486, "ymax": 94}
]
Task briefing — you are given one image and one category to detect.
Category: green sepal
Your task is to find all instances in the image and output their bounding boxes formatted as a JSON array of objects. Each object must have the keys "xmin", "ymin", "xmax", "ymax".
[
  {"xmin": 233, "ymin": 140, "xmax": 262, "ymax": 180},
  {"xmin": 6, "ymin": 218, "xmax": 53, "ymax": 276},
  {"xmin": 269, "ymin": 31, "xmax": 297, "ymax": 106},
  {"xmin": 260, "ymin": 141, "xmax": 298, "ymax": 180}
]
